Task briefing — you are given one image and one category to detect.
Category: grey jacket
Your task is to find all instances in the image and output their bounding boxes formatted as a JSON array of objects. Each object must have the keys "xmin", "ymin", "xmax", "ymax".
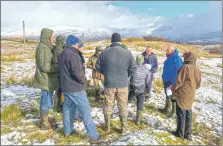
[{"xmin": 96, "ymin": 43, "xmax": 137, "ymax": 88}]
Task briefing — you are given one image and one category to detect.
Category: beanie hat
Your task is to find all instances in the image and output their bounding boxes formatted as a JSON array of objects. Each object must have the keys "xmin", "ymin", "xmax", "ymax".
[
  {"xmin": 136, "ymin": 55, "xmax": 144, "ymax": 65},
  {"xmin": 111, "ymin": 33, "xmax": 121, "ymax": 43},
  {"xmin": 66, "ymin": 35, "xmax": 81, "ymax": 47},
  {"xmin": 95, "ymin": 46, "xmax": 103, "ymax": 53}
]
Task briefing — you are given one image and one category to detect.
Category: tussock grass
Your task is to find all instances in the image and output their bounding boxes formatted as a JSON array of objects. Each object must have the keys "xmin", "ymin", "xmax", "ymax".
[
  {"xmin": 1, "ymin": 104, "xmax": 23, "ymax": 124},
  {"xmin": 2, "ymin": 55, "xmax": 25, "ymax": 62},
  {"xmin": 153, "ymin": 78, "xmax": 163, "ymax": 94},
  {"xmin": 27, "ymin": 130, "xmax": 54, "ymax": 143},
  {"xmin": 5, "ymin": 75, "xmax": 34, "ymax": 87},
  {"xmin": 217, "ymin": 63, "xmax": 222, "ymax": 68}
]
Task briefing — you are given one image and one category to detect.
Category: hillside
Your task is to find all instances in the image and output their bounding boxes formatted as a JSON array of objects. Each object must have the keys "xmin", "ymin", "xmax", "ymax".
[{"xmin": 1, "ymin": 38, "xmax": 222, "ymax": 145}]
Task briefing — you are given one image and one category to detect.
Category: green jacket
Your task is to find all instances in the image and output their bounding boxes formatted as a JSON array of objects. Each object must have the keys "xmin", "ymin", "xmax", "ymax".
[
  {"xmin": 53, "ymin": 35, "xmax": 65, "ymax": 64},
  {"xmin": 33, "ymin": 28, "xmax": 59, "ymax": 92}
]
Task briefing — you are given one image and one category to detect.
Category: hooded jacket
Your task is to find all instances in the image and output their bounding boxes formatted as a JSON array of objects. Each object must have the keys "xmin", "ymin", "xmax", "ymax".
[
  {"xmin": 53, "ymin": 35, "xmax": 65, "ymax": 64},
  {"xmin": 173, "ymin": 51, "xmax": 201, "ymax": 110},
  {"xmin": 162, "ymin": 49, "xmax": 183, "ymax": 86},
  {"xmin": 33, "ymin": 28, "xmax": 59, "ymax": 91}
]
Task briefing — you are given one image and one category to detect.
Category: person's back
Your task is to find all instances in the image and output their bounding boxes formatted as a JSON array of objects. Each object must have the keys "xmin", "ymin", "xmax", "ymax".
[
  {"xmin": 96, "ymin": 33, "xmax": 136, "ymax": 134},
  {"xmin": 97, "ymin": 43, "xmax": 136, "ymax": 88}
]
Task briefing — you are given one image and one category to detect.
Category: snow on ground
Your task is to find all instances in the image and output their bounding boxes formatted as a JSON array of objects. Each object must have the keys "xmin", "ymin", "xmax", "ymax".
[{"xmin": 1, "ymin": 42, "xmax": 222, "ymax": 145}]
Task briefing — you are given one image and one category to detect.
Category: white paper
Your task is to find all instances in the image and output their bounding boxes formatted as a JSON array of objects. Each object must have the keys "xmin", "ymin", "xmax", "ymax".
[
  {"xmin": 166, "ymin": 87, "xmax": 172, "ymax": 96},
  {"xmin": 145, "ymin": 64, "xmax": 152, "ymax": 70}
]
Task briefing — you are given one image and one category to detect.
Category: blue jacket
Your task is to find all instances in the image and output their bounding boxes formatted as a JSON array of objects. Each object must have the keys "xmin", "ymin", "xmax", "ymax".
[
  {"xmin": 142, "ymin": 52, "xmax": 158, "ymax": 73},
  {"xmin": 162, "ymin": 49, "xmax": 183, "ymax": 86}
]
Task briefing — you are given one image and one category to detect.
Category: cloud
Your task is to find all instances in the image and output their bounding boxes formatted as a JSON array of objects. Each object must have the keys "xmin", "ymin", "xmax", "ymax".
[
  {"xmin": 148, "ymin": 8, "xmax": 156, "ymax": 11},
  {"xmin": 1, "ymin": 1, "xmax": 163, "ymax": 36},
  {"xmin": 151, "ymin": 1, "xmax": 222, "ymax": 40}
]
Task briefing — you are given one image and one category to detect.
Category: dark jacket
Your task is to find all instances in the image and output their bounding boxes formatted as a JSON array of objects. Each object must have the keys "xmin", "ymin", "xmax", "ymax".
[
  {"xmin": 96, "ymin": 43, "xmax": 137, "ymax": 88},
  {"xmin": 59, "ymin": 46, "xmax": 86, "ymax": 92},
  {"xmin": 162, "ymin": 49, "xmax": 183, "ymax": 86},
  {"xmin": 78, "ymin": 51, "xmax": 86, "ymax": 71},
  {"xmin": 142, "ymin": 52, "xmax": 158, "ymax": 73},
  {"xmin": 33, "ymin": 28, "xmax": 59, "ymax": 92},
  {"xmin": 173, "ymin": 52, "xmax": 201, "ymax": 110}
]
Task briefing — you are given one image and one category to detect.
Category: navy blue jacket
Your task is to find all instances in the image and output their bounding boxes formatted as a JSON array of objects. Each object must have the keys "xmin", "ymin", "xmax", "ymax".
[
  {"xmin": 142, "ymin": 52, "xmax": 158, "ymax": 73},
  {"xmin": 59, "ymin": 46, "xmax": 86, "ymax": 92}
]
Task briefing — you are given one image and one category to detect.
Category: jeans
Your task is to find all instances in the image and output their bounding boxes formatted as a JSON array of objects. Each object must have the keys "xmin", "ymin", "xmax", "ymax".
[
  {"xmin": 163, "ymin": 81, "xmax": 172, "ymax": 99},
  {"xmin": 128, "ymin": 91, "xmax": 145, "ymax": 111},
  {"xmin": 176, "ymin": 104, "xmax": 192, "ymax": 139},
  {"xmin": 40, "ymin": 90, "xmax": 53, "ymax": 111},
  {"xmin": 63, "ymin": 91, "xmax": 98, "ymax": 139}
]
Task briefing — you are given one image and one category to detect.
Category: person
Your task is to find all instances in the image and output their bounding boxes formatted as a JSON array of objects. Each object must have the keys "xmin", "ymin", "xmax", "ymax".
[
  {"xmin": 52, "ymin": 35, "xmax": 65, "ymax": 113},
  {"xmin": 160, "ymin": 45, "xmax": 183, "ymax": 118},
  {"xmin": 128, "ymin": 55, "xmax": 151, "ymax": 125},
  {"xmin": 141, "ymin": 46, "xmax": 158, "ymax": 101},
  {"xmin": 87, "ymin": 46, "xmax": 104, "ymax": 102},
  {"xmin": 171, "ymin": 51, "xmax": 201, "ymax": 140},
  {"xmin": 33, "ymin": 28, "xmax": 59, "ymax": 130},
  {"xmin": 96, "ymin": 32, "xmax": 137, "ymax": 133},
  {"xmin": 78, "ymin": 42, "xmax": 86, "ymax": 71},
  {"xmin": 59, "ymin": 35, "xmax": 99, "ymax": 143}
]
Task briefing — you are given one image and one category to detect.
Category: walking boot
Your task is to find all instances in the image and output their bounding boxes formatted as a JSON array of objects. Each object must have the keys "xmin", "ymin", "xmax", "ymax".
[
  {"xmin": 158, "ymin": 98, "xmax": 168, "ymax": 113},
  {"xmin": 40, "ymin": 110, "xmax": 51, "ymax": 130},
  {"xmin": 104, "ymin": 114, "xmax": 111, "ymax": 133},
  {"xmin": 167, "ymin": 101, "xmax": 176, "ymax": 118},
  {"xmin": 120, "ymin": 116, "xmax": 127, "ymax": 133},
  {"xmin": 135, "ymin": 111, "xmax": 143, "ymax": 125}
]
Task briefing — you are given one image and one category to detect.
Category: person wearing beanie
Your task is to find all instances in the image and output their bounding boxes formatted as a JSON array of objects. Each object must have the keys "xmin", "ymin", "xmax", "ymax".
[
  {"xmin": 96, "ymin": 32, "xmax": 137, "ymax": 133},
  {"xmin": 52, "ymin": 35, "xmax": 66, "ymax": 113},
  {"xmin": 59, "ymin": 35, "xmax": 99, "ymax": 143},
  {"xmin": 87, "ymin": 46, "xmax": 104, "ymax": 102},
  {"xmin": 171, "ymin": 51, "xmax": 201, "ymax": 140},
  {"xmin": 128, "ymin": 55, "xmax": 151, "ymax": 125},
  {"xmin": 160, "ymin": 45, "xmax": 183, "ymax": 118},
  {"xmin": 33, "ymin": 28, "xmax": 59, "ymax": 130}
]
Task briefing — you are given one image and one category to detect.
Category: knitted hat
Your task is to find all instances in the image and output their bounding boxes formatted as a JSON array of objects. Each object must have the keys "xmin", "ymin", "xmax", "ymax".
[
  {"xmin": 136, "ymin": 55, "xmax": 144, "ymax": 65},
  {"xmin": 66, "ymin": 35, "xmax": 81, "ymax": 47},
  {"xmin": 111, "ymin": 33, "xmax": 121, "ymax": 43},
  {"xmin": 95, "ymin": 46, "xmax": 103, "ymax": 53}
]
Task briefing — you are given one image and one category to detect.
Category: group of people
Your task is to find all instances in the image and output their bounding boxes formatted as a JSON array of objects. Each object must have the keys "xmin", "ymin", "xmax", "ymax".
[{"xmin": 33, "ymin": 28, "xmax": 201, "ymax": 143}]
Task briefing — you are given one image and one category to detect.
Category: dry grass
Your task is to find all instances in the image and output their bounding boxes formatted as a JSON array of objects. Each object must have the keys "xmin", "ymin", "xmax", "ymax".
[
  {"xmin": 2, "ymin": 55, "xmax": 25, "ymax": 62},
  {"xmin": 1, "ymin": 104, "xmax": 23, "ymax": 124},
  {"xmin": 153, "ymin": 78, "xmax": 164, "ymax": 94},
  {"xmin": 6, "ymin": 75, "xmax": 34, "ymax": 87}
]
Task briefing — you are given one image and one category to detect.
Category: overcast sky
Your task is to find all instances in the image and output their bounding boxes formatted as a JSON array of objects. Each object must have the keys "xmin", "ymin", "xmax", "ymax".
[{"xmin": 1, "ymin": 1, "xmax": 222, "ymax": 37}]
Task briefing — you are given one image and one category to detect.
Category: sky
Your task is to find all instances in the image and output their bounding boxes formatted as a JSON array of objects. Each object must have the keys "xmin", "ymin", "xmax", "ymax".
[{"xmin": 1, "ymin": 1, "xmax": 222, "ymax": 39}]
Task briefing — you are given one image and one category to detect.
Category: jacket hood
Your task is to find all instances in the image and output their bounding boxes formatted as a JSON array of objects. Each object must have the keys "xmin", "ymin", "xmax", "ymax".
[
  {"xmin": 55, "ymin": 35, "xmax": 65, "ymax": 48},
  {"xmin": 183, "ymin": 51, "xmax": 197, "ymax": 63},
  {"xmin": 166, "ymin": 49, "xmax": 179, "ymax": 57},
  {"xmin": 40, "ymin": 28, "xmax": 54, "ymax": 49}
]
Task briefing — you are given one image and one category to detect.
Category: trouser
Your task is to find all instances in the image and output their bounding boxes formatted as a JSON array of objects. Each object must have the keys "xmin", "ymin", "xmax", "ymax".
[
  {"xmin": 146, "ymin": 73, "xmax": 154, "ymax": 98},
  {"xmin": 164, "ymin": 81, "xmax": 172, "ymax": 99},
  {"xmin": 63, "ymin": 91, "xmax": 99, "ymax": 139},
  {"xmin": 40, "ymin": 90, "xmax": 53, "ymax": 111},
  {"xmin": 128, "ymin": 90, "xmax": 145, "ymax": 111},
  {"xmin": 176, "ymin": 103, "xmax": 192, "ymax": 139},
  {"xmin": 103, "ymin": 87, "xmax": 128, "ymax": 117}
]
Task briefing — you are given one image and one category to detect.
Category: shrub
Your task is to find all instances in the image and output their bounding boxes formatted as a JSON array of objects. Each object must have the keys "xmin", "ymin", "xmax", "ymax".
[{"xmin": 143, "ymin": 35, "xmax": 172, "ymax": 42}]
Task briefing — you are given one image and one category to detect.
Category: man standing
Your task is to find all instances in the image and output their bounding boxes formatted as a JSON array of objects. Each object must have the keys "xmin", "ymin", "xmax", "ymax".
[
  {"xmin": 142, "ymin": 46, "xmax": 158, "ymax": 101},
  {"xmin": 52, "ymin": 35, "xmax": 65, "ymax": 113},
  {"xmin": 33, "ymin": 28, "xmax": 59, "ymax": 130},
  {"xmin": 160, "ymin": 45, "xmax": 183, "ymax": 118},
  {"xmin": 171, "ymin": 51, "xmax": 201, "ymax": 140},
  {"xmin": 128, "ymin": 55, "xmax": 151, "ymax": 125},
  {"xmin": 59, "ymin": 35, "xmax": 99, "ymax": 143},
  {"xmin": 87, "ymin": 46, "xmax": 104, "ymax": 102},
  {"xmin": 96, "ymin": 33, "xmax": 137, "ymax": 133}
]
